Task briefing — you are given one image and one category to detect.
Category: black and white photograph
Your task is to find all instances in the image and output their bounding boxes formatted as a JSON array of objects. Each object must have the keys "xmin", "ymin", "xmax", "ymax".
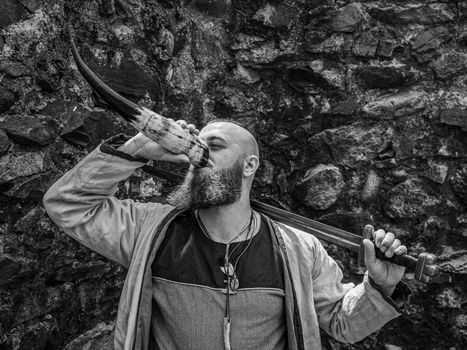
[{"xmin": 0, "ymin": 1, "xmax": 466, "ymax": 349}]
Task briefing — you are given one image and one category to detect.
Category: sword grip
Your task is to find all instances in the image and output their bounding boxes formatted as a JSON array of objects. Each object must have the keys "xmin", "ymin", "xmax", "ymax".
[
  {"xmin": 374, "ymin": 247, "xmax": 417, "ymax": 269},
  {"xmin": 358, "ymin": 225, "xmax": 439, "ymax": 283}
]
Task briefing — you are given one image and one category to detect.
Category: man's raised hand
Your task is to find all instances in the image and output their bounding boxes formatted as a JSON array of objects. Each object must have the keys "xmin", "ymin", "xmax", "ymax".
[
  {"xmin": 362, "ymin": 229, "xmax": 407, "ymax": 297},
  {"xmin": 118, "ymin": 119, "xmax": 200, "ymax": 163}
]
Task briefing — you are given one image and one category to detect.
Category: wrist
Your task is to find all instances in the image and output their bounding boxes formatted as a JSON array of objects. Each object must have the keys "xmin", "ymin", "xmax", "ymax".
[
  {"xmin": 368, "ymin": 275, "xmax": 396, "ymax": 297},
  {"xmin": 117, "ymin": 135, "xmax": 145, "ymax": 158}
]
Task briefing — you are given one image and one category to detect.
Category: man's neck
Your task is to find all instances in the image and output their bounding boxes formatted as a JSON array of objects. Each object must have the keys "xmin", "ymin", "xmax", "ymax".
[{"xmin": 197, "ymin": 198, "xmax": 255, "ymax": 244}]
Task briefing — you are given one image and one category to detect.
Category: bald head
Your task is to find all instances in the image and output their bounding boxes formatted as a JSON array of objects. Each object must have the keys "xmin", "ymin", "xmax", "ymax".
[{"xmin": 202, "ymin": 121, "xmax": 259, "ymax": 160}]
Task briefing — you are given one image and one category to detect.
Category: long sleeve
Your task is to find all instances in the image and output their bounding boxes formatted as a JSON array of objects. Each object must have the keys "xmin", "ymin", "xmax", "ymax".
[
  {"xmin": 43, "ymin": 143, "xmax": 172, "ymax": 268},
  {"xmin": 311, "ymin": 236, "xmax": 404, "ymax": 344}
]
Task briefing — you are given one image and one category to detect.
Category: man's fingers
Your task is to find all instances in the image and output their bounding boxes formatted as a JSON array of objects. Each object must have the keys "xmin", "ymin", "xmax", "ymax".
[
  {"xmin": 374, "ymin": 229, "xmax": 386, "ymax": 248},
  {"xmin": 186, "ymin": 123, "xmax": 199, "ymax": 135},
  {"xmin": 380, "ymin": 232, "xmax": 395, "ymax": 253},
  {"xmin": 385, "ymin": 239, "xmax": 401, "ymax": 258},
  {"xmin": 176, "ymin": 120, "xmax": 188, "ymax": 128},
  {"xmin": 394, "ymin": 245, "xmax": 407, "ymax": 255}
]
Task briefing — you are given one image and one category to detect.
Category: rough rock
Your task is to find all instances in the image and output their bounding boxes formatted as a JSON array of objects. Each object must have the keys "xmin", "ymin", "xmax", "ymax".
[
  {"xmin": 354, "ymin": 66, "xmax": 414, "ymax": 89},
  {"xmin": 50, "ymin": 262, "xmax": 108, "ymax": 282},
  {"xmin": 253, "ymin": 3, "xmax": 297, "ymax": 29},
  {"xmin": 293, "ymin": 164, "xmax": 344, "ymax": 210},
  {"xmin": 362, "ymin": 90, "xmax": 428, "ymax": 118},
  {"xmin": 39, "ymin": 101, "xmax": 120, "ymax": 148},
  {"xmin": 308, "ymin": 124, "xmax": 389, "ymax": 169},
  {"xmin": 36, "ymin": 57, "xmax": 65, "ymax": 92},
  {"xmin": 436, "ymin": 287, "xmax": 463, "ymax": 309},
  {"xmin": 193, "ymin": 0, "xmax": 231, "ymax": 17},
  {"xmin": 0, "ymin": 0, "xmax": 29, "ymax": 28},
  {"xmin": 234, "ymin": 64, "xmax": 260, "ymax": 85},
  {"xmin": 14, "ymin": 206, "xmax": 46, "ymax": 233},
  {"xmin": 368, "ymin": 4, "xmax": 455, "ymax": 25},
  {"xmin": 0, "ymin": 254, "xmax": 38, "ymax": 286},
  {"xmin": 307, "ymin": 60, "xmax": 346, "ymax": 90},
  {"xmin": 0, "ymin": 129, "xmax": 9, "ymax": 156},
  {"xmin": 450, "ymin": 164, "xmax": 467, "ymax": 205},
  {"xmin": 153, "ymin": 28, "xmax": 174, "ymax": 62},
  {"xmin": 305, "ymin": 33, "xmax": 352, "ymax": 55},
  {"xmin": 411, "ymin": 27, "xmax": 450, "ymax": 63},
  {"xmin": 440, "ymin": 108, "xmax": 467, "ymax": 131},
  {"xmin": 384, "ymin": 178, "xmax": 441, "ymax": 219},
  {"xmin": 377, "ymin": 29, "xmax": 400, "ymax": 58},
  {"xmin": 0, "ymin": 114, "xmax": 59, "ymax": 146},
  {"xmin": 0, "ymin": 60, "xmax": 31, "ymax": 77},
  {"xmin": 234, "ymin": 40, "xmax": 281, "ymax": 65},
  {"xmin": 0, "ymin": 86, "xmax": 17, "ymax": 113},
  {"xmin": 327, "ymin": 4, "xmax": 363, "ymax": 33},
  {"xmin": 424, "ymin": 160, "xmax": 448, "ymax": 184},
  {"xmin": 2, "ymin": 169, "xmax": 58, "ymax": 199},
  {"xmin": 433, "ymin": 51, "xmax": 467, "ymax": 81},
  {"xmin": 453, "ymin": 214, "xmax": 467, "ymax": 237},
  {"xmin": 352, "ymin": 31, "xmax": 378, "ymax": 57},
  {"xmin": 439, "ymin": 248, "xmax": 467, "ymax": 275},
  {"xmin": 421, "ymin": 216, "xmax": 451, "ymax": 238},
  {"xmin": 64, "ymin": 322, "xmax": 114, "ymax": 350},
  {"xmin": 7, "ymin": 318, "xmax": 59, "ymax": 350},
  {"xmin": 0, "ymin": 151, "xmax": 52, "ymax": 182},
  {"xmin": 361, "ymin": 170, "xmax": 382, "ymax": 202}
]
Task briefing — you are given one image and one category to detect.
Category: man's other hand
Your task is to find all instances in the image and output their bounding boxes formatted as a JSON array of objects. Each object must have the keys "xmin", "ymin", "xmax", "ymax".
[
  {"xmin": 118, "ymin": 119, "xmax": 200, "ymax": 163},
  {"xmin": 362, "ymin": 230, "xmax": 407, "ymax": 297}
]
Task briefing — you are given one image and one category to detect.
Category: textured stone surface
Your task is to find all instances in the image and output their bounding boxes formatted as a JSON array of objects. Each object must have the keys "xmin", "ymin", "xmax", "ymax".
[
  {"xmin": 411, "ymin": 27, "xmax": 450, "ymax": 63},
  {"xmin": 253, "ymin": 3, "xmax": 297, "ymax": 29},
  {"xmin": 440, "ymin": 108, "xmax": 467, "ymax": 131},
  {"xmin": 354, "ymin": 66, "xmax": 413, "ymax": 89},
  {"xmin": 39, "ymin": 101, "xmax": 120, "ymax": 148},
  {"xmin": 293, "ymin": 164, "xmax": 344, "ymax": 210},
  {"xmin": 352, "ymin": 31, "xmax": 378, "ymax": 57},
  {"xmin": 64, "ymin": 322, "xmax": 114, "ymax": 350},
  {"xmin": 308, "ymin": 124, "xmax": 389, "ymax": 169},
  {"xmin": 450, "ymin": 164, "xmax": 467, "ymax": 205},
  {"xmin": 0, "ymin": 114, "xmax": 59, "ymax": 146},
  {"xmin": 0, "ymin": 254, "xmax": 38, "ymax": 286},
  {"xmin": 0, "ymin": 0, "xmax": 29, "ymax": 28},
  {"xmin": 424, "ymin": 160, "xmax": 448, "ymax": 184},
  {"xmin": 0, "ymin": 60, "xmax": 31, "ymax": 77},
  {"xmin": 433, "ymin": 51, "xmax": 467, "ymax": 81},
  {"xmin": 384, "ymin": 178, "xmax": 441, "ymax": 219},
  {"xmin": 327, "ymin": 4, "xmax": 363, "ymax": 33},
  {"xmin": 0, "ymin": 129, "xmax": 9, "ymax": 156},
  {"xmin": 362, "ymin": 90, "xmax": 428, "ymax": 118},
  {"xmin": 0, "ymin": 86, "xmax": 17, "ymax": 113},
  {"xmin": 361, "ymin": 170, "xmax": 381, "ymax": 202},
  {"xmin": 0, "ymin": 151, "xmax": 52, "ymax": 182},
  {"xmin": 368, "ymin": 4, "xmax": 455, "ymax": 25}
]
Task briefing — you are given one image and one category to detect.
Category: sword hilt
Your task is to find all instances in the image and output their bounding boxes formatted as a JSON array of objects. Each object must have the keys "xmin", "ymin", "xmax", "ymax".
[{"xmin": 358, "ymin": 225, "xmax": 438, "ymax": 283}]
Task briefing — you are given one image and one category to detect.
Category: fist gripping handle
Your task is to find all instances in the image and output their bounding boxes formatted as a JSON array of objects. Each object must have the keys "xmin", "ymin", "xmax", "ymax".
[{"xmin": 358, "ymin": 225, "xmax": 438, "ymax": 283}]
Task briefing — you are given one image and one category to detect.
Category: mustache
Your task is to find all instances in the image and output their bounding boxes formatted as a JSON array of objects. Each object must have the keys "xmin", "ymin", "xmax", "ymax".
[{"xmin": 167, "ymin": 163, "xmax": 243, "ymax": 210}]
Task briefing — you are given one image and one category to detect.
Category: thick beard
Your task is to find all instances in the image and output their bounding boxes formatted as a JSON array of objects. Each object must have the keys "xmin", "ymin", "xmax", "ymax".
[{"xmin": 167, "ymin": 161, "xmax": 243, "ymax": 210}]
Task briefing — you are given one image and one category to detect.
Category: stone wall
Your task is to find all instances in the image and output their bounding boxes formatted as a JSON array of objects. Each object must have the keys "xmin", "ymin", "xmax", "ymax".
[{"xmin": 0, "ymin": 0, "xmax": 466, "ymax": 349}]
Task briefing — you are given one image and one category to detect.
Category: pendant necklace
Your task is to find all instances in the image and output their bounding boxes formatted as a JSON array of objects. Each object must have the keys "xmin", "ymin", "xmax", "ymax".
[{"xmin": 195, "ymin": 210, "xmax": 257, "ymax": 350}]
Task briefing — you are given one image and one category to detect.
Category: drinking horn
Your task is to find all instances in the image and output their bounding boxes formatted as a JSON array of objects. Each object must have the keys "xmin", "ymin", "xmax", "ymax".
[{"xmin": 68, "ymin": 27, "xmax": 209, "ymax": 167}]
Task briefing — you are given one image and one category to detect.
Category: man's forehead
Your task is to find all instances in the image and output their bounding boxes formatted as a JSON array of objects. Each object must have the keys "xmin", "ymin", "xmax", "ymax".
[{"xmin": 199, "ymin": 122, "xmax": 245, "ymax": 141}]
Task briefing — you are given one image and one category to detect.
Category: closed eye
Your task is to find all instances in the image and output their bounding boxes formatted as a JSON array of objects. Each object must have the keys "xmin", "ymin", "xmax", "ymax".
[{"xmin": 209, "ymin": 143, "xmax": 224, "ymax": 150}]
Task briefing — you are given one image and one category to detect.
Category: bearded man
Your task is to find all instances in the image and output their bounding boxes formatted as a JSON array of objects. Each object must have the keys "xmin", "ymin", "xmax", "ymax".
[{"xmin": 43, "ymin": 120, "xmax": 409, "ymax": 350}]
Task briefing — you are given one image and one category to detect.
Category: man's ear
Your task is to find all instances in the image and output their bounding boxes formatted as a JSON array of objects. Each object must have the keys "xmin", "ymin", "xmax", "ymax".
[{"xmin": 243, "ymin": 155, "xmax": 259, "ymax": 177}]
